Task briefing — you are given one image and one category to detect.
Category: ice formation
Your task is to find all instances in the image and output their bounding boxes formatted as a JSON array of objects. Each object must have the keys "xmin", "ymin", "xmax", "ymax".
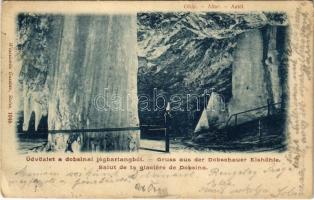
[
  {"xmin": 228, "ymin": 29, "xmax": 270, "ymax": 124},
  {"xmin": 45, "ymin": 15, "xmax": 139, "ymax": 152}
]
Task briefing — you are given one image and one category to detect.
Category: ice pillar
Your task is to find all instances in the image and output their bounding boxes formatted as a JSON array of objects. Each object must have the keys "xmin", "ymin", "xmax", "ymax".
[
  {"xmin": 47, "ymin": 15, "xmax": 139, "ymax": 152},
  {"xmin": 228, "ymin": 29, "xmax": 269, "ymax": 124}
]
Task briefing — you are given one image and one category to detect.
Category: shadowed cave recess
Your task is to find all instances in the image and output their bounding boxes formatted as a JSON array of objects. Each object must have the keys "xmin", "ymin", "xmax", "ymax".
[{"xmin": 16, "ymin": 12, "xmax": 289, "ymax": 152}]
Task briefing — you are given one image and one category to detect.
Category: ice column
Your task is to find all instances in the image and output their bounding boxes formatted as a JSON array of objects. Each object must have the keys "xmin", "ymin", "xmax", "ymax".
[
  {"xmin": 47, "ymin": 15, "xmax": 139, "ymax": 152},
  {"xmin": 228, "ymin": 29, "xmax": 269, "ymax": 124}
]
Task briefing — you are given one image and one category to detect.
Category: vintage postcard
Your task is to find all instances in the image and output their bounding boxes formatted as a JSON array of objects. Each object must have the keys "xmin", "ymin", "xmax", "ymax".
[{"xmin": 0, "ymin": 1, "xmax": 313, "ymax": 198}]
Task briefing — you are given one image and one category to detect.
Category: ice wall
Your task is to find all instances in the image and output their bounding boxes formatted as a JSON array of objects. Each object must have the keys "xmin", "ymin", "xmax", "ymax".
[
  {"xmin": 46, "ymin": 15, "xmax": 139, "ymax": 152},
  {"xmin": 22, "ymin": 81, "xmax": 48, "ymax": 131},
  {"xmin": 265, "ymin": 26, "xmax": 282, "ymax": 108},
  {"xmin": 228, "ymin": 29, "xmax": 269, "ymax": 124}
]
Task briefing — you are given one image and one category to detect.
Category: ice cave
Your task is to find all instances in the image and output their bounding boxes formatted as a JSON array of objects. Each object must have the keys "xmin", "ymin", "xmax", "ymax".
[{"xmin": 17, "ymin": 12, "xmax": 289, "ymax": 152}]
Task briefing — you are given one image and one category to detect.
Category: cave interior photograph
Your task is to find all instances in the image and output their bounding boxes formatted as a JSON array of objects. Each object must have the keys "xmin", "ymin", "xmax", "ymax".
[{"xmin": 16, "ymin": 12, "xmax": 289, "ymax": 153}]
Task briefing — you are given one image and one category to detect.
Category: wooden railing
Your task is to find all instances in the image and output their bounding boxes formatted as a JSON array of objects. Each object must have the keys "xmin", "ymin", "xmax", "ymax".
[
  {"xmin": 225, "ymin": 101, "xmax": 282, "ymax": 127},
  {"xmin": 20, "ymin": 124, "xmax": 170, "ymax": 153},
  {"xmin": 140, "ymin": 125, "xmax": 169, "ymax": 153}
]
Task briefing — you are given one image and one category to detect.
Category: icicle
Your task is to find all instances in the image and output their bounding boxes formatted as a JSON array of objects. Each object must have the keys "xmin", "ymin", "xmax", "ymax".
[
  {"xmin": 22, "ymin": 81, "xmax": 31, "ymax": 131},
  {"xmin": 33, "ymin": 102, "xmax": 42, "ymax": 131},
  {"xmin": 166, "ymin": 102, "xmax": 171, "ymax": 111}
]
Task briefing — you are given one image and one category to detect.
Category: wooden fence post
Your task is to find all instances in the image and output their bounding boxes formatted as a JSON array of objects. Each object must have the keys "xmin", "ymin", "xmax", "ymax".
[{"xmin": 164, "ymin": 111, "xmax": 170, "ymax": 153}]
